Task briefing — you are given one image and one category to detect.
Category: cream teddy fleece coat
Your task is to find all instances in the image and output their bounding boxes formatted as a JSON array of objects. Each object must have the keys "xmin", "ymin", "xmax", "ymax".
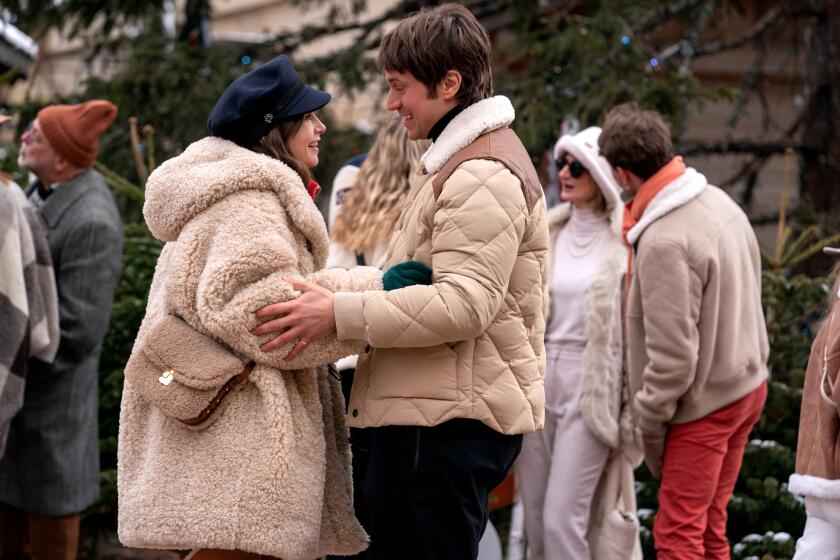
[{"xmin": 118, "ymin": 137, "xmax": 379, "ymax": 558}]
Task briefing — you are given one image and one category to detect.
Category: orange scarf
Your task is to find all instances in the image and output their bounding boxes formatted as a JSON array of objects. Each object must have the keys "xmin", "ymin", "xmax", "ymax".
[
  {"xmin": 622, "ymin": 156, "xmax": 687, "ymax": 289},
  {"xmin": 622, "ymin": 156, "xmax": 687, "ymax": 245}
]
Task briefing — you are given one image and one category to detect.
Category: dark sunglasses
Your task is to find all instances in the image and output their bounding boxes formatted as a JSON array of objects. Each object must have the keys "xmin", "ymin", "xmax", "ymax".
[{"xmin": 561, "ymin": 159, "xmax": 586, "ymax": 179}]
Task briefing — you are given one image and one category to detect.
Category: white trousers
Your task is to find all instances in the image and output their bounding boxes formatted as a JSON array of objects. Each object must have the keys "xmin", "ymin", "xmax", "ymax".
[
  {"xmin": 793, "ymin": 496, "xmax": 840, "ymax": 560},
  {"xmin": 515, "ymin": 346, "xmax": 609, "ymax": 560}
]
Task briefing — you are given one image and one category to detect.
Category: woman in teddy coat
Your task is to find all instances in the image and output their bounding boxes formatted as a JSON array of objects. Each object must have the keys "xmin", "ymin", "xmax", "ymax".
[
  {"xmin": 117, "ymin": 56, "xmax": 380, "ymax": 560},
  {"xmin": 514, "ymin": 127, "xmax": 640, "ymax": 560}
]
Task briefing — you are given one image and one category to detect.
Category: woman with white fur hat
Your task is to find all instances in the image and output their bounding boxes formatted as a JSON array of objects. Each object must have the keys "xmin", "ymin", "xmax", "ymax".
[{"xmin": 515, "ymin": 126, "xmax": 641, "ymax": 560}]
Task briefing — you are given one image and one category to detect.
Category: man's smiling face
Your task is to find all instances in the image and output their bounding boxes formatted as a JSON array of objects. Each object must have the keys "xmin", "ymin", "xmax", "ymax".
[{"xmin": 385, "ymin": 70, "xmax": 452, "ymax": 140}]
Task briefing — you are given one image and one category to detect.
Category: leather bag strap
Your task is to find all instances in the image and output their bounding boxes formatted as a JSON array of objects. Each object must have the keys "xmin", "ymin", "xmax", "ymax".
[{"xmin": 179, "ymin": 361, "xmax": 256, "ymax": 426}]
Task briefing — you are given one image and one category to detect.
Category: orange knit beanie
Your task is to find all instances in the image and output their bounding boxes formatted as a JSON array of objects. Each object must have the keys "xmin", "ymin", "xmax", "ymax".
[{"xmin": 37, "ymin": 100, "xmax": 118, "ymax": 168}]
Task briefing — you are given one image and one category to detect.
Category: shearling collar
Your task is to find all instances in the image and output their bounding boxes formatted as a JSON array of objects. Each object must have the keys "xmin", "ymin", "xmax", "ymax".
[
  {"xmin": 422, "ymin": 96, "xmax": 515, "ymax": 174},
  {"xmin": 144, "ymin": 137, "xmax": 328, "ymax": 264},
  {"xmin": 626, "ymin": 167, "xmax": 708, "ymax": 245}
]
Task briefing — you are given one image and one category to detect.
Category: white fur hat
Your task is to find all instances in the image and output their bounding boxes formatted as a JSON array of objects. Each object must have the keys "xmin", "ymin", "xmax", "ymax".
[{"xmin": 553, "ymin": 126, "xmax": 622, "ymax": 214}]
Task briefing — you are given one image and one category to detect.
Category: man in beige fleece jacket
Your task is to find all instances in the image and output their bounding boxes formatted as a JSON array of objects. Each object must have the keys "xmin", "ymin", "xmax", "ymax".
[{"xmin": 599, "ymin": 104, "xmax": 769, "ymax": 560}]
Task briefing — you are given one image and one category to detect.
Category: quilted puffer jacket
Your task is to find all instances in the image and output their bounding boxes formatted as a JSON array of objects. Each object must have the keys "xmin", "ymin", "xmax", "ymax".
[{"xmin": 334, "ymin": 96, "xmax": 550, "ymax": 434}]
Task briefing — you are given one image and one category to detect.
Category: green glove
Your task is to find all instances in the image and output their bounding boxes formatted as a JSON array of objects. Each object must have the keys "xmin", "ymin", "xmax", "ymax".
[{"xmin": 383, "ymin": 260, "xmax": 433, "ymax": 291}]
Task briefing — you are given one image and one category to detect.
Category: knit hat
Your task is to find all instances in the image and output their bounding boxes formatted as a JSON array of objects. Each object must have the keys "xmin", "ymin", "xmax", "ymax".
[
  {"xmin": 553, "ymin": 126, "xmax": 622, "ymax": 213},
  {"xmin": 207, "ymin": 55, "xmax": 331, "ymax": 148},
  {"xmin": 37, "ymin": 100, "xmax": 118, "ymax": 168}
]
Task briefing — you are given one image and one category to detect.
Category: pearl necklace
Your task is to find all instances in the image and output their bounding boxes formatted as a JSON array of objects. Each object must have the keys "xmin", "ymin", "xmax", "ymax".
[{"xmin": 565, "ymin": 227, "xmax": 605, "ymax": 258}]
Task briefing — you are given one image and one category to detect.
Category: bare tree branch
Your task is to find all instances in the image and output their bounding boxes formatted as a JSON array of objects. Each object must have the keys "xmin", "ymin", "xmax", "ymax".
[
  {"xmin": 750, "ymin": 213, "xmax": 789, "ymax": 226},
  {"xmin": 682, "ymin": 140, "xmax": 810, "ymax": 156},
  {"xmin": 638, "ymin": 0, "xmax": 708, "ymax": 34},
  {"xmin": 693, "ymin": 5, "xmax": 818, "ymax": 57},
  {"xmin": 725, "ymin": 37, "xmax": 768, "ymax": 133},
  {"xmin": 679, "ymin": 0, "xmax": 714, "ymax": 73}
]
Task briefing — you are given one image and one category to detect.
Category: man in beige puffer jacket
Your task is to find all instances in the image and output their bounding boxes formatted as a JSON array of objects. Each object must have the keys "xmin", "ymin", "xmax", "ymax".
[{"xmin": 254, "ymin": 5, "xmax": 548, "ymax": 559}]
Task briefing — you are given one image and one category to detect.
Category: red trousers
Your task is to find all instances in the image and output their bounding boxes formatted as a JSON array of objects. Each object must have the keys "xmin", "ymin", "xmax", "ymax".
[{"xmin": 654, "ymin": 382, "xmax": 767, "ymax": 560}]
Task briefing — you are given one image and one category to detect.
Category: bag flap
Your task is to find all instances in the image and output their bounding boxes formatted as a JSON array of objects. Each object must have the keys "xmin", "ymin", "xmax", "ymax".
[{"xmin": 142, "ymin": 314, "xmax": 246, "ymax": 390}]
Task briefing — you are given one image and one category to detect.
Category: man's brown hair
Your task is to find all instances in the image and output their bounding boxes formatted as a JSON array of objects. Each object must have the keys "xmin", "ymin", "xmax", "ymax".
[
  {"xmin": 377, "ymin": 3, "xmax": 493, "ymax": 107},
  {"xmin": 598, "ymin": 103, "xmax": 674, "ymax": 180}
]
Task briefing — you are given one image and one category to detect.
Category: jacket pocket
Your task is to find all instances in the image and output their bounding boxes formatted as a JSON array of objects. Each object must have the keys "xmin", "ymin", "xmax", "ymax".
[{"xmin": 370, "ymin": 344, "xmax": 458, "ymax": 401}]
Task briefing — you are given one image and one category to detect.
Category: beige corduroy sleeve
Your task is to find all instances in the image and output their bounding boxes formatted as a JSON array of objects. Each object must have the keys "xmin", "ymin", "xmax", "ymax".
[
  {"xmin": 335, "ymin": 160, "xmax": 528, "ymax": 348},
  {"xmin": 194, "ymin": 192, "xmax": 381, "ymax": 370}
]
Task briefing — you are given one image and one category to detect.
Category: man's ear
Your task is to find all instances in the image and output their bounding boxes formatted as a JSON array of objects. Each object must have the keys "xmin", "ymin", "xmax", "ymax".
[
  {"xmin": 53, "ymin": 156, "xmax": 79, "ymax": 178},
  {"xmin": 611, "ymin": 166, "xmax": 628, "ymax": 188},
  {"xmin": 439, "ymin": 70, "xmax": 462, "ymax": 102},
  {"xmin": 53, "ymin": 157, "xmax": 70, "ymax": 175}
]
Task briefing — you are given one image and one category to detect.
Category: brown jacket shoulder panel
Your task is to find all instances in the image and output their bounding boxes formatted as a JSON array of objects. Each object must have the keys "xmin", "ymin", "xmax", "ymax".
[{"xmin": 431, "ymin": 127, "xmax": 543, "ymax": 214}]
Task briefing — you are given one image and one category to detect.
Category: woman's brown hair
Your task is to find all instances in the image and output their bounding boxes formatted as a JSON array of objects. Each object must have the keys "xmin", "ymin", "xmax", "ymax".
[{"xmin": 252, "ymin": 116, "xmax": 310, "ymax": 185}]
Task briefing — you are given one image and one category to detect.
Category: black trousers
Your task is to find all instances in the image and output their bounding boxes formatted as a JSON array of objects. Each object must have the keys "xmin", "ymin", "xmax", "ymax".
[{"xmin": 351, "ymin": 418, "xmax": 522, "ymax": 560}]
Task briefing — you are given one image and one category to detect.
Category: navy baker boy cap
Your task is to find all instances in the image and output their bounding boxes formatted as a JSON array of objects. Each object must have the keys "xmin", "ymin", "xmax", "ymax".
[{"xmin": 207, "ymin": 55, "xmax": 331, "ymax": 148}]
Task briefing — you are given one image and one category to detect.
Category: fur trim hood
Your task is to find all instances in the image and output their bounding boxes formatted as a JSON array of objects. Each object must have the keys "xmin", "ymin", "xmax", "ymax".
[
  {"xmin": 144, "ymin": 137, "xmax": 327, "ymax": 264},
  {"xmin": 422, "ymin": 96, "xmax": 515, "ymax": 174},
  {"xmin": 553, "ymin": 127, "xmax": 623, "ymax": 222}
]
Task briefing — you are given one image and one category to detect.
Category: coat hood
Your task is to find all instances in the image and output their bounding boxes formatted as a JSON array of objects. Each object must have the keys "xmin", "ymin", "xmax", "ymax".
[
  {"xmin": 144, "ymin": 137, "xmax": 326, "ymax": 248},
  {"xmin": 552, "ymin": 127, "xmax": 624, "ymax": 236},
  {"xmin": 553, "ymin": 127, "xmax": 622, "ymax": 213}
]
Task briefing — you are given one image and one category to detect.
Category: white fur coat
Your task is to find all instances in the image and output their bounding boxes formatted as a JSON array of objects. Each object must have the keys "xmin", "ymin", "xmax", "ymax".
[{"xmin": 546, "ymin": 203, "xmax": 633, "ymax": 449}]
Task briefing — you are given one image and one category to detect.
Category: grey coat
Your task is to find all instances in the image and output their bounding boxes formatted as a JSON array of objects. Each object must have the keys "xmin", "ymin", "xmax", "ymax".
[{"xmin": 0, "ymin": 169, "xmax": 122, "ymax": 516}]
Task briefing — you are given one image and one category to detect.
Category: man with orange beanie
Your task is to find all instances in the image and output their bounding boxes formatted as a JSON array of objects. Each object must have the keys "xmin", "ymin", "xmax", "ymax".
[{"xmin": 0, "ymin": 100, "xmax": 123, "ymax": 560}]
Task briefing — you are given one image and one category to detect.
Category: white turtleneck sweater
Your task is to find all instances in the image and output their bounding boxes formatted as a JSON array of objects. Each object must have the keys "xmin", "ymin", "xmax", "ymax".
[{"xmin": 545, "ymin": 206, "xmax": 612, "ymax": 347}]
